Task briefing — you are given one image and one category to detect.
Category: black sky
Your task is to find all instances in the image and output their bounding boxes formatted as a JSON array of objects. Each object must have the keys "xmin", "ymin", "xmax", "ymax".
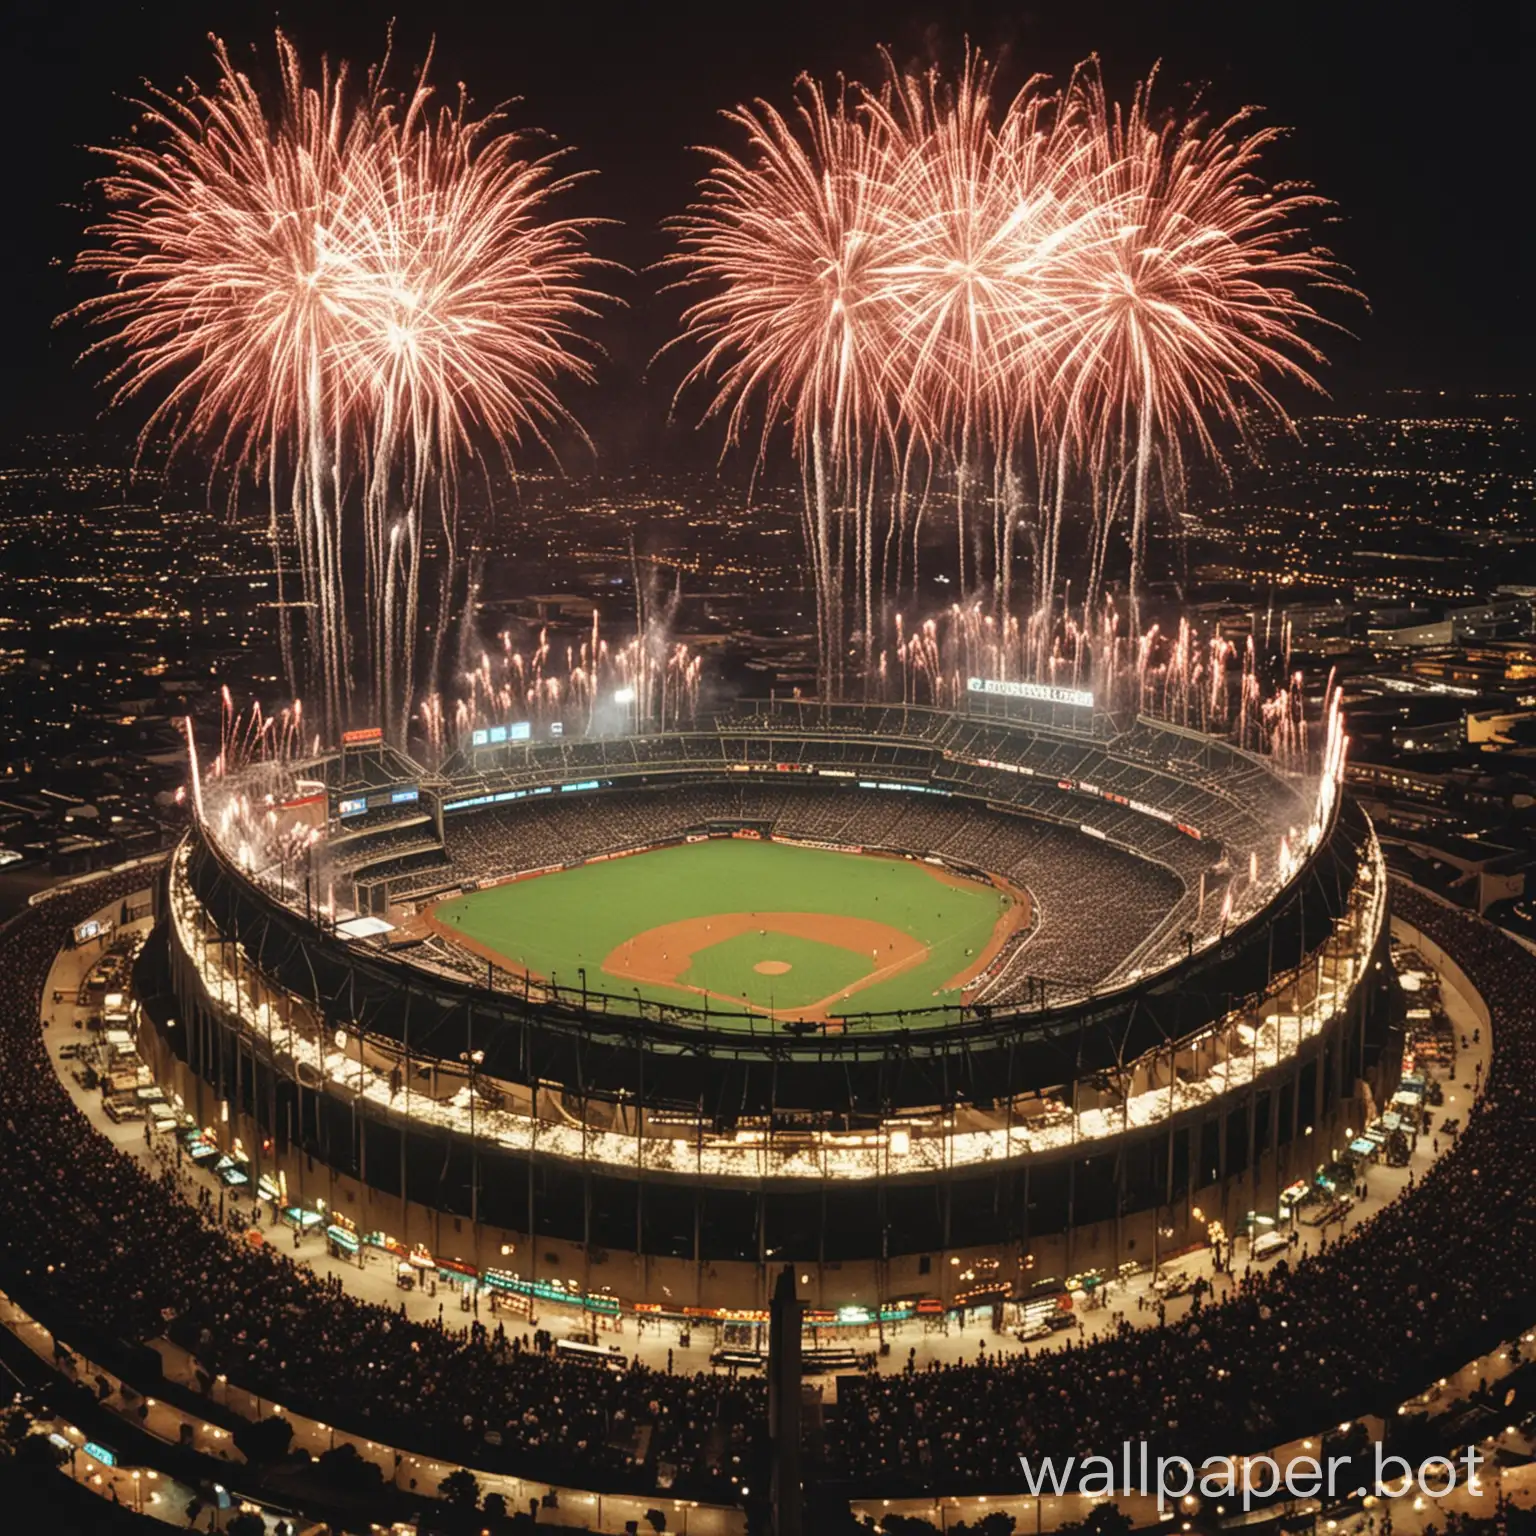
[{"xmin": 1, "ymin": 0, "xmax": 1529, "ymax": 454}]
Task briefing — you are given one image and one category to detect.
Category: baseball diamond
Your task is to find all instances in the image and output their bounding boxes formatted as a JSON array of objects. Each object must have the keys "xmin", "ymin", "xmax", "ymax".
[{"xmin": 428, "ymin": 837, "xmax": 1029, "ymax": 1021}]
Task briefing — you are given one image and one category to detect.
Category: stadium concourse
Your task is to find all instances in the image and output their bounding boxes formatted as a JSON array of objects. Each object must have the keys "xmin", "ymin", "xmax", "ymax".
[
  {"xmin": 47, "ymin": 897, "xmax": 1489, "ymax": 1379},
  {"xmin": 2, "ymin": 861, "xmax": 1533, "ymax": 1526}
]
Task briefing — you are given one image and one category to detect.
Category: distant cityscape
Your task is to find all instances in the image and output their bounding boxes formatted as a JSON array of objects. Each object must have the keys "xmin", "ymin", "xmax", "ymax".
[{"xmin": 0, "ymin": 388, "xmax": 1530, "ymax": 927}]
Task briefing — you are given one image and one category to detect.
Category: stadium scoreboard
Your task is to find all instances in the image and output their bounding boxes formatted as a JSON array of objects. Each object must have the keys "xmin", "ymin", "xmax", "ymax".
[
  {"xmin": 335, "ymin": 786, "xmax": 421, "ymax": 819},
  {"xmin": 469, "ymin": 720, "xmax": 532, "ymax": 747}
]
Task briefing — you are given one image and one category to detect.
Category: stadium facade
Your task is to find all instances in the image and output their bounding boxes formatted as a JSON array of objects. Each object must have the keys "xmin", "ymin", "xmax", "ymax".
[{"xmin": 136, "ymin": 699, "xmax": 1399, "ymax": 1311}]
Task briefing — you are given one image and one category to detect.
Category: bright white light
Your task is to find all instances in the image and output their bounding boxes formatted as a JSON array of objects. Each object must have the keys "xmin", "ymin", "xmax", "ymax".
[{"xmin": 613, "ymin": 687, "xmax": 636, "ymax": 705}]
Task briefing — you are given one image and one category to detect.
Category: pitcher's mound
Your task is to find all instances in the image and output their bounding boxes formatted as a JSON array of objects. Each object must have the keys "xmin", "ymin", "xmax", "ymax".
[{"xmin": 754, "ymin": 960, "xmax": 793, "ymax": 975}]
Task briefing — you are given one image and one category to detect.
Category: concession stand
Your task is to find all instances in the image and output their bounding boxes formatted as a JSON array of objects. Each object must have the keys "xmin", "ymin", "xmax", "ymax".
[
  {"xmin": 362, "ymin": 1229, "xmax": 410, "ymax": 1265},
  {"xmin": 182, "ymin": 1129, "xmax": 221, "ymax": 1166},
  {"xmin": 483, "ymin": 1269, "xmax": 620, "ymax": 1320},
  {"xmin": 1007, "ymin": 1277, "xmax": 1074, "ymax": 1340},
  {"xmin": 326, "ymin": 1214, "xmax": 360, "ymax": 1261},
  {"xmin": 396, "ymin": 1244, "xmax": 436, "ymax": 1289},
  {"xmin": 1279, "ymin": 1179, "xmax": 1310, "ymax": 1215},
  {"xmin": 435, "ymin": 1255, "xmax": 480, "ymax": 1286}
]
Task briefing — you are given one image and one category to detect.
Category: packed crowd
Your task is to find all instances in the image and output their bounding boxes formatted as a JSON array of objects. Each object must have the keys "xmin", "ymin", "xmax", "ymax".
[
  {"xmin": 327, "ymin": 821, "xmax": 443, "ymax": 874},
  {"xmin": 6, "ymin": 872, "xmax": 1531, "ymax": 1506},
  {"xmin": 0, "ymin": 877, "xmax": 765, "ymax": 1499},
  {"xmin": 834, "ymin": 881, "xmax": 1536, "ymax": 1489},
  {"xmin": 440, "ymin": 710, "xmax": 1292, "ymax": 860}
]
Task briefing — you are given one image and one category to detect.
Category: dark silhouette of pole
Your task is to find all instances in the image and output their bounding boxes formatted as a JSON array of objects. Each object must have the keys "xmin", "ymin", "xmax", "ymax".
[{"xmin": 768, "ymin": 1264, "xmax": 803, "ymax": 1536}]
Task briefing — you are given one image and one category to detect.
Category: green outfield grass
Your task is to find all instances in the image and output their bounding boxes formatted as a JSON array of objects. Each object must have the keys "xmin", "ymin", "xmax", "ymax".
[{"xmin": 432, "ymin": 837, "xmax": 1011, "ymax": 1022}]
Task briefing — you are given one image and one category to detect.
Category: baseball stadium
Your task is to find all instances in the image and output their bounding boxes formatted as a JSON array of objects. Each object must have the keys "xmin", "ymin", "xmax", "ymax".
[{"xmin": 132, "ymin": 690, "xmax": 1397, "ymax": 1313}]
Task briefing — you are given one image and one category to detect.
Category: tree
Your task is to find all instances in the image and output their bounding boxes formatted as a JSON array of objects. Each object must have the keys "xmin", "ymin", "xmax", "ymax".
[
  {"xmin": 483, "ymin": 1491, "xmax": 508, "ymax": 1522},
  {"xmin": 879, "ymin": 1515, "xmax": 942, "ymax": 1536},
  {"xmin": 956, "ymin": 1515, "xmax": 1017, "ymax": 1536},
  {"xmin": 12, "ymin": 1434, "xmax": 68, "ymax": 1474},
  {"xmin": 227, "ymin": 1514, "xmax": 267, "ymax": 1536},
  {"xmin": 646, "ymin": 1512, "xmax": 668, "ymax": 1534},
  {"xmin": 314, "ymin": 1440, "xmax": 384, "ymax": 1494},
  {"xmin": 1059, "ymin": 1505, "xmax": 1133, "ymax": 1536},
  {"xmin": 439, "ymin": 1467, "xmax": 482, "ymax": 1508},
  {"xmin": 233, "ymin": 1414, "xmax": 294, "ymax": 1464}
]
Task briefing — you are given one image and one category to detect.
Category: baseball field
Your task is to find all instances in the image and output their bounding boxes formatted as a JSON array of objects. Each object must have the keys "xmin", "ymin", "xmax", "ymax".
[{"xmin": 428, "ymin": 837, "xmax": 1028, "ymax": 1024}]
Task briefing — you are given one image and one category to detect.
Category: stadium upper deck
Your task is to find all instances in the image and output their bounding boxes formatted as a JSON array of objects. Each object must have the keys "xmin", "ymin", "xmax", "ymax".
[{"xmin": 180, "ymin": 700, "xmax": 1360, "ymax": 1116}]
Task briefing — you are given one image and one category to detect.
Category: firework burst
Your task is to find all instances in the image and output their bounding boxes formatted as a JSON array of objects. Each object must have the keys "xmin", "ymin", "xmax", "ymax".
[
  {"xmin": 665, "ymin": 76, "xmax": 902, "ymax": 695},
  {"xmin": 72, "ymin": 32, "xmax": 609, "ymax": 742},
  {"xmin": 1048, "ymin": 60, "xmax": 1348, "ymax": 611},
  {"xmin": 669, "ymin": 50, "xmax": 1353, "ymax": 693}
]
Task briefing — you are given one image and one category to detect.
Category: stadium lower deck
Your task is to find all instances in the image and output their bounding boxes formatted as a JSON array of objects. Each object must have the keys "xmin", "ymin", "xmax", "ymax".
[
  {"xmin": 260, "ymin": 701, "xmax": 1325, "ymax": 1019},
  {"xmin": 428, "ymin": 785, "xmax": 1180, "ymax": 1005}
]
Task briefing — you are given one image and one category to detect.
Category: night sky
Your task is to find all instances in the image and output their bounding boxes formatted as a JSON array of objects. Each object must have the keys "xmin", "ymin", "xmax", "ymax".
[{"xmin": 1, "ymin": 0, "xmax": 1527, "ymax": 454}]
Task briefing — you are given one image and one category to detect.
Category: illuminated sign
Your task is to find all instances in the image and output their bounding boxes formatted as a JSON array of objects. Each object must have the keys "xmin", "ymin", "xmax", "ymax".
[
  {"xmin": 73, "ymin": 918, "xmax": 108, "ymax": 945},
  {"xmin": 342, "ymin": 726, "xmax": 384, "ymax": 746},
  {"xmin": 472, "ymin": 720, "xmax": 532, "ymax": 748},
  {"xmin": 337, "ymin": 797, "xmax": 367, "ymax": 818},
  {"xmin": 390, "ymin": 788, "xmax": 420, "ymax": 805},
  {"xmin": 445, "ymin": 781, "xmax": 607, "ymax": 813},
  {"xmin": 483, "ymin": 1269, "xmax": 621, "ymax": 1314},
  {"xmin": 857, "ymin": 780, "xmax": 951, "ymax": 796},
  {"xmin": 82, "ymin": 1441, "xmax": 117, "ymax": 1467},
  {"xmin": 967, "ymin": 677, "xmax": 1094, "ymax": 709}
]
